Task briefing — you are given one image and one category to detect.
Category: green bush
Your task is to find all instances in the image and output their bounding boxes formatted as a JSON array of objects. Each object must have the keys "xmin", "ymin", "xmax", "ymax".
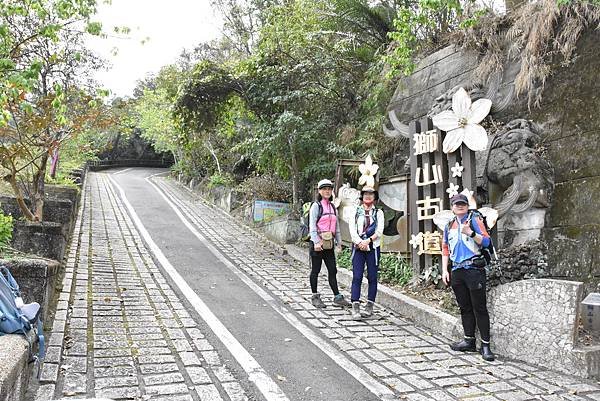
[
  {"xmin": 237, "ymin": 174, "xmax": 292, "ymax": 203},
  {"xmin": 336, "ymin": 248, "xmax": 413, "ymax": 287},
  {"xmin": 379, "ymin": 253, "xmax": 413, "ymax": 286},
  {"xmin": 0, "ymin": 210, "xmax": 13, "ymax": 251},
  {"xmin": 207, "ymin": 173, "xmax": 234, "ymax": 189},
  {"xmin": 337, "ymin": 248, "xmax": 352, "ymax": 269}
]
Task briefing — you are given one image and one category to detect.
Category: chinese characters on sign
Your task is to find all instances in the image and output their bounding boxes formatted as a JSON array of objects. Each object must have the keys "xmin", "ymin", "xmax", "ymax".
[{"xmin": 411, "ymin": 129, "xmax": 443, "ymax": 255}]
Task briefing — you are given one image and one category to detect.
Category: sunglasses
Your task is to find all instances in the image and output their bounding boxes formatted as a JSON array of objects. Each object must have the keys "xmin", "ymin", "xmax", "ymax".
[{"xmin": 452, "ymin": 202, "xmax": 468, "ymax": 206}]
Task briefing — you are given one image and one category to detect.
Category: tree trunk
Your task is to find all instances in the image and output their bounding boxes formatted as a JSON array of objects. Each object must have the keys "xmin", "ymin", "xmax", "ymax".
[
  {"xmin": 288, "ymin": 135, "xmax": 300, "ymax": 213},
  {"xmin": 6, "ymin": 172, "xmax": 35, "ymax": 221},
  {"xmin": 31, "ymin": 151, "xmax": 50, "ymax": 221},
  {"xmin": 204, "ymin": 137, "xmax": 221, "ymax": 174}
]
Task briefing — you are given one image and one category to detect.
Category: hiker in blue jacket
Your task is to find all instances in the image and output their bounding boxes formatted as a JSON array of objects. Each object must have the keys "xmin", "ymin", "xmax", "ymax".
[
  {"xmin": 441, "ymin": 193, "xmax": 495, "ymax": 361},
  {"xmin": 349, "ymin": 186, "xmax": 384, "ymax": 320}
]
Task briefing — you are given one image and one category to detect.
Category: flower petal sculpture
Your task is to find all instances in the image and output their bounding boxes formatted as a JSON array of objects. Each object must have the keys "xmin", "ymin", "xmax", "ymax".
[
  {"xmin": 451, "ymin": 162, "xmax": 464, "ymax": 178},
  {"xmin": 358, "ymin": 155, "xmax": 379, "ymax": 188},
  {"xmin": 446, "ymin": 183, "xmax": 460, "ymax": 198},
  {"xmin": 431, "ymin": 87, "xmax": 492, "ymax": 154}
]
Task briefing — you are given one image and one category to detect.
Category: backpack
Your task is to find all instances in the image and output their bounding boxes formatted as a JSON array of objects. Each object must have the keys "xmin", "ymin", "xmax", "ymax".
[
  {"xmin": 300, "ymin": 201, "xmax": 336, "ymax": 242},
  {"xmin": 468, "ymin": 210, "xmax": 498, "ymax": 266},
  {"xmin": 0, "ymin": 266, "xmax": 46, "ymax": 366}
]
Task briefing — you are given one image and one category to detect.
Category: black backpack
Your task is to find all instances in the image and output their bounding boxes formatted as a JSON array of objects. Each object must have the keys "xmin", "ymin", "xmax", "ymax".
[{"xmin": 468, "ymin": 210, "xmax": 497, "ymax": 265}]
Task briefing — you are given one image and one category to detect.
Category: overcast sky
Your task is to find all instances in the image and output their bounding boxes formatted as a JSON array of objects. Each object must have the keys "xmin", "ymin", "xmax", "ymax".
[{"xmin": 86, "ymin": 0, "xmax": 223, "ymax": 98}]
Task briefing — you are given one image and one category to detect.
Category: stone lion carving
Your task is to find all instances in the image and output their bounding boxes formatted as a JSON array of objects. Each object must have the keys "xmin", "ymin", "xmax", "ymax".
[{"xmin": 486, "ymin": 119, "xmax": 553, "ymax": 216}]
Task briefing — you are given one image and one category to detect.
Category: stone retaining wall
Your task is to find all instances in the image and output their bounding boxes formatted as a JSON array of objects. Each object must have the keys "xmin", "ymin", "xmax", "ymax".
[
  {"xmin": 0, "ymin": 336, "xmax": 31, "ymax": 401},
  {"xmin": 487, "ymin": 279, "xmax": 592, "ymax": 376}
]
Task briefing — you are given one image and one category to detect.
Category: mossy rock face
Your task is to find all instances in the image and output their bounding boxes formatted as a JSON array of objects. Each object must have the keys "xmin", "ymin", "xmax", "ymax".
[
  {"xmin": 547, "ymin": 129, "xmax": 600, "ymax": 184},
  {"xmin": 543, "ymin": 225, "xmax": 599, "ymax": 280},
  {"xmin": 550, "ymin": 178, "xmax": 600, "ymax": 227}
]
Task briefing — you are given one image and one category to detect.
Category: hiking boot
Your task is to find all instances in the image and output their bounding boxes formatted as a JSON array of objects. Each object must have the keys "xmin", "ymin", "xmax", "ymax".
[
  {"xmin": 450, "ymin": 337, "xmax": 476, "ymax": 352},
  {"xmin": 361, "ymin": 300, "xmax": 375, "ymax": 318},
  {"xmin": 480, "ymin": 342, "xmax": 495, "ymax": 361},
  {"xmin": 333, "ymin": 294, "xmax": 351, "ymax": 307},
  {"xmin": 352, "ymin": 302, "xmax": 362, "ymax": 320},
  {"xmin": 311, "ymin": 293, "xmax": 326, "ymax": 309}
]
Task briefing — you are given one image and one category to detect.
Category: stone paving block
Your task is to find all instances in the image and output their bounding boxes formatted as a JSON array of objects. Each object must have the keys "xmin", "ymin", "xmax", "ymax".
[
  {"xmin": 447, "ymin": 385, "xmax": 487, "ymax": 398},
  {"xmin": 95, "ymin": 376, "xmax": 139, "ymax": 389},
  {"xmin": 138, "ymin": 354, "xmax": 176, "ymax": 364},
  {"xmin": 94, "ymin": 348, "xmax": 131, "ymax": 357},
  {"xmin": 136, "ymin": 347, "xmax": 172, "ymax": 355},
  {"xmin": 433, "ymin": 376, "xmax": 468, "ymax": 387},
  {"xmin": 61, "ymin": 356, "xmax": 88, "ymax": 374},
  {"xmin": 143, "ymin": 372, "xmax": 186, "ymax": 386},
  {"xmin": 62, "ymin": 372, "xmax": 87, "ymax": 395},
  {"xmin": 212, "ymin": 365, "xmax": 236, "ymax": 382},
  {"xmin": 39, "ymin": 363, "xmax": 59, "ymax": 383},
  {"xmin": 96, "ymin": 387, "xmax": 141, "ymax": 400},
  {"xmin": 511, "ymin": 378, "xmax": 545, "ymax": 395},
  {"xmin": 195, "ymin": 384, "xmax": 224, "ymax": 401},
  {"xmin": 422, "ymin": 389, "xmax": 457, "ymax": 400},
  {"xmin": 494, "ymin": 390, "xmax": 536, "ymax": 401},
  {"xmin": 402, "ymin": 374, "xmax": 435, "ymax": 390},
  {"xmin": 382, "ymin": 377, "xmax": 415, "ymax": 393},
  {"xmin": 93, "ymin": 356, "xmax": 134, "ymax": 367},
  {"xmin": 34, "ymin": 384, "xmax": 55, "ymax": 401},
  {"xmin": 181, "ymin": 351, "xmax": 203, "ymax": 366},
  {"xmin": 94, "ymin": 365, "xmax": 137, "ymax": 378}
]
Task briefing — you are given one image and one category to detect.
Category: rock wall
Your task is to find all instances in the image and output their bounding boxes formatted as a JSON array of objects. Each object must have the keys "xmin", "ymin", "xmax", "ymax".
[
  {"xmin": 488, "ymin": 279, "xmax": 585, "ymax": 375},
  {"xmin": 388, "ymin": 29, "xmax": 600, "ymax": 284}
]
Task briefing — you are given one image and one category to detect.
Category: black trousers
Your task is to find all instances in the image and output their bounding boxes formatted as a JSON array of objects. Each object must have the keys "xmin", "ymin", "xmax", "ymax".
[
  {"xmin": 309, "ymin": 241, "xmax": 340, "ymax": 295},
  {"xmin": 451, "ymin": 267, "xmax": 491, "ymax": 342}
]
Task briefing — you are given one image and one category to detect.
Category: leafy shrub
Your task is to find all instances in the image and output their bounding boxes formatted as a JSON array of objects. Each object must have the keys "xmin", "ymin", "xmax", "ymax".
[
  {"xmin": 337, "ymin": 248, "xmax": 413, "ymax": 287},
  {"xmin": 337, "ymin": 248, "xmax": 353, "ymax": 269},
  {"xmin": 0, "ymin": 210, "xmax": 13, "ymax": 251},
  {"xmin": 420, "ymin": 263, "xmax": 443, "ymax": 287},
  {"xmin": 379, "ymin": 254, "xmax": 413, "ymax": 286},
  {"xmin": 237, "ymin": 174, "xmax": 292, "ymax": 203},
  {"xmin": 207, "ymin": 173, "xmax": 234, "ymax": 189}
]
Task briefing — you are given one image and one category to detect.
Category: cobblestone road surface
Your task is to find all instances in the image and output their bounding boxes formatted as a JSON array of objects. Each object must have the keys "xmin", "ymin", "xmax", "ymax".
[{"xmin": 32, "ymin": 169, "xmax": 600, "ymax": 401}]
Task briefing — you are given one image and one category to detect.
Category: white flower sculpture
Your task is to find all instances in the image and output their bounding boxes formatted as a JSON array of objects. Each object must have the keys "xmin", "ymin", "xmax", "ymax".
[
  {"xmin": 451, "ymin": 162, "xmax": 464, "ymax": 178},
  {"xmin": 431, "ymin": 87, "xmax": 492, "ymax": 154},
  {"xmin": 446, "ymin": 183, "xmax": 460, "ymax": 198},
  {"xmin": 409, "ymin": 233, "xmax": 423, "ymax": 249},
  {"xmin": 358, "ymin": 155, "xmax": 379, "ymax": 188}
]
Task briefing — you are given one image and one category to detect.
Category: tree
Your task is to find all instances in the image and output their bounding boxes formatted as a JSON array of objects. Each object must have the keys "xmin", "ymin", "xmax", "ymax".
[{"xmin": 1, "ymin": 0, "xmax": 107, "ymax": 221}]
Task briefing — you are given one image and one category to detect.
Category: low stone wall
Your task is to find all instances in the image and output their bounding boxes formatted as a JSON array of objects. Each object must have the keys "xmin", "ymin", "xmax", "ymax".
[
  {"xmin": 0, "ymin": 185, "xmax": 80, "ymax": 261},
  {"xmin": 0, "ymin": 336, "xmax": 31, "ymax": 401},
  {"xmin": 487, "ymin": 279, "xmax": 593, "ymax": 376},
  {"xmin": 260, "ymin": 216, "xmax": 302, "ymax": 244},
  {"xmin": 180, "ymin": 177, "xmax": 302, "ymax": 244},
  {"xmin": 2, "ymin": 259, "xmax": 61, "ymax": 324},
  {"xmin": 11, "ymin": 221, "xmax": 67, "ymax": 261}
]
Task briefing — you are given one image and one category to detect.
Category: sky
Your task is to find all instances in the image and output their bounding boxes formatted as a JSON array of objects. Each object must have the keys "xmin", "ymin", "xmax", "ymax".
[{"xmin": 86, "ymin": 0, "xmax": 223, "ymax": 98}]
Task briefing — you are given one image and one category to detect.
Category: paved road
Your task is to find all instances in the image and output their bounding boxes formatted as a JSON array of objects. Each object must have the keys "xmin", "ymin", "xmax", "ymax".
[{"xmin": 31, "ymin": 168, "xmax": 600, "ymax": 401}]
